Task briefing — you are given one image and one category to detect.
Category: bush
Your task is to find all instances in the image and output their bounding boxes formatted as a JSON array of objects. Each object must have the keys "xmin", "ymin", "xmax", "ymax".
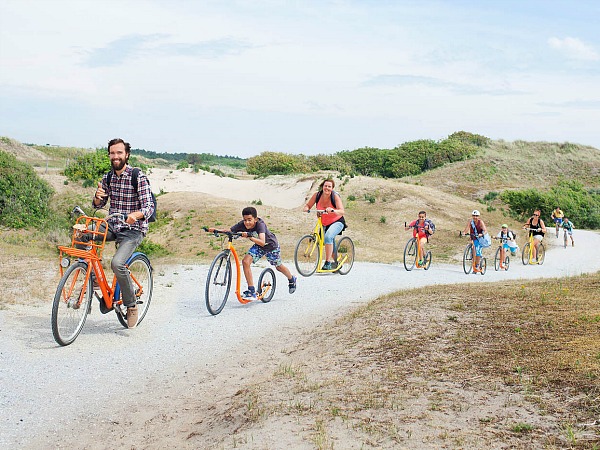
[
  {"xmin": 0, "ymin": 150, "xmax": 54, "ymax": 228},
  {"xmin": 501, "ymin": 179, "xmax": 600, "ymax": 228},
  {"xmin": 63, "ymin": 148, "xmax": 111, "ymax": 183},
  {"xmin": 246, "ymin": 152, "xmax": 306, "ymax": 176}
]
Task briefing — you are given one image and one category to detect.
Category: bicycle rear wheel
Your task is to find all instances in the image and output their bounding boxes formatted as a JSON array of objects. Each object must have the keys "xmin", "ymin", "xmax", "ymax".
[
  {"xmin": 335, "ymin": 236, "xmax": 355, "ymax": 275},
  {"xmin": 52, "ymin": 261, "xmax": 92, "ymax": 346},
  {"xmin": 258, "ymin": 268, "xmax": 276, "ymax": 303},
  {"xmin": 463, "ymin": 244, "xmax": 473, "ymax": 274},
  {"xmin": 480, "ymin": 258, "xmax": 487, "ymax": 275},
  {"xmin": 423, "ymin": 251, "xmax": 432, "ymax": 270},
  {"xmin": 403, "ymin": 237, "xmax": 417, "ymax": 271},
  {"xmin": 494, "ymin": 247, "xmax": 501, "ymax": 271},
  {"xmin": 522, "ymin": 243, "xmax": 531, "ymax": 265},
  {"xmin": 205, "ymin": 251, "xmax": 232, "ymax": 315},
  {"xmin": 294, "ymin": 234, "xmax": 319, "ymax": 277},
  {"xmin": 128, "ymin": 254, "xmax": 153, "ymax": 326},
  {"xmin": 537, "ymin": 243, "xmax": 545, "ymax": 264}
]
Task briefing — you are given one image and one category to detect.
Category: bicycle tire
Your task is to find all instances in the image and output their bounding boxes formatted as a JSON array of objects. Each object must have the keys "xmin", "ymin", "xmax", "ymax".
[
  {"xmin": 51, "ymin": 261, "xmax": 93, "ymax": 346},
  {"xmin": 205, "ymin": 251, "xmax": 232, "ymax": 315},
  {"xmin": 423, "ymin": 251, "xmax": 432, "ymax": 270},
  {"xmin": 494, "ymin": 247, "xmax": 501, "ymax": 271},
  {"xmin": 522, "ymin": 243, "xmax": 531, "ymax": 265},
  {"xmin": 294, "ymin": 234, "xmax": 319, "ymax": 277},
  {"xmin": 258, "ymin": 268, "xmax": 276, "ymax": 303},
  {"xmin": 128, "ymin": 254, "xmax": 153, "ymax": 326},
  {"xmin": 463, "ymin": 244, "xmax": 473, "ymax": 274},
  {"xmin": 564, "ymin": 230, "xmax": 568, "ymax": 248},
  {"xmin": 504, "ymin": 255, "xmax": 510, "ymax": 271},
  {"xmin": 403, "ymin": 237, "xmax": 417, "ymax": 271},
  {"xmin": 480, "ymin": 258, "xmax": 487, "ymax": 275},
  {"xmin": 335, "ymin": 236, "xmax": 355, "ymax": 275},
  {"xmin": 537, "ymin": 243, "xmax": 545, "ymax": 265}
]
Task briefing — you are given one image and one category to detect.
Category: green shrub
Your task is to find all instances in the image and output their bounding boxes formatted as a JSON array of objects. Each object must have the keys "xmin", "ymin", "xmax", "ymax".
[
  {"xmin": 246, "ymin": 152, "xmax": 306, "ymax": 176},
  {"xmin": 0, "ymin": 150, "xmax": 54, "ymax": 228},
  {"xmin": 501, "ymin": 179, "xmax": 600, "ymax": 228},
  {"xmin": 136, "ymin": 239, "xmax": 169, "ymax": 257},
  {"xmin": 63, "ymin": 148, "xmax": 111, "ymax": 183}
]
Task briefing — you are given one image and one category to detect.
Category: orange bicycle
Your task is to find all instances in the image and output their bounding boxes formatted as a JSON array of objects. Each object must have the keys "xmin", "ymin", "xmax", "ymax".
[
  {"xmin": 203, "ymin": 228, "xmax": 276, "ymax": 315},
  {"xmin": 403, "ymin": 222, "xmax": 432, "ymax": 271},
  {"xmin": 52, "ymin": 207, "xmax": 153, "ymax": 346},
  {"xmin": 459, "ymin": 231, "xmax": 487, "ymax": 275}
]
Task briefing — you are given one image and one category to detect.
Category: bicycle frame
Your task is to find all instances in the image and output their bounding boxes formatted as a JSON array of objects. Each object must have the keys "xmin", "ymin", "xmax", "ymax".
[
  {"xmin": 307, "ymin": 212, "xmax": 349, "ymax": 273},
  {"xmin": 405, "ymin": 223, "xmax": 429, "ymax": 269},
  {"xmin": 207, "ymin": 231, "xmax": 272, "ymax": 304},
  {"xmin": 522, "ymin": 228, "xmax": 544, "ymax": 265},
  {"xmin": 58, "ymin": 215, "xmax": 145, "ymax": 311},
  {"xmin": 460, "ymin": 232, "xmax": 486, "ymax": 274}
]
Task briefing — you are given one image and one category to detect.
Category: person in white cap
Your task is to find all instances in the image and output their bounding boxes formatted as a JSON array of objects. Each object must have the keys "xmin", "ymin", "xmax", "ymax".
[{"xmin": 462, "ymin": 210, "xmax": 488, "ymax": 272}]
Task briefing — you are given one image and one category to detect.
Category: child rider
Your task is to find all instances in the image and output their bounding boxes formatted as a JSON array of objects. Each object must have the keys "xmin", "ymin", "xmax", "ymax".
[{"xmin": 209, "ymin": 206, "xmax": 297, "ymax": 300}]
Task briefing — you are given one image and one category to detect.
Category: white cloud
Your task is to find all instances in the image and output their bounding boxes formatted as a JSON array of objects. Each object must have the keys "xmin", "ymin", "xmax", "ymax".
[{"xmin": 548, "ymin": 36, "xmax": 599, "ymax": 61}]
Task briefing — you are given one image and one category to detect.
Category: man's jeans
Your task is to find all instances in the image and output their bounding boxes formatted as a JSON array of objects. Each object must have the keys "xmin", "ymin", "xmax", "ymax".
[{"xmin": 107, "ymin": 228, "xmax": 144, "ymax": 308}]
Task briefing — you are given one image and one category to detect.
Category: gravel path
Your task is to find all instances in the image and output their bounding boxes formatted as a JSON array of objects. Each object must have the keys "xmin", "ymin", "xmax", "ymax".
[{"xmin": 0, "ymin": 231, "xmax": 598, "ymax": 448}]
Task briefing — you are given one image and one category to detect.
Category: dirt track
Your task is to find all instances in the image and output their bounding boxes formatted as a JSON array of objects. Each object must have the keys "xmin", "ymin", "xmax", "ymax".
[{"xmin": 0, "ymin": 231, "xmax": 598, "ymax": 449}]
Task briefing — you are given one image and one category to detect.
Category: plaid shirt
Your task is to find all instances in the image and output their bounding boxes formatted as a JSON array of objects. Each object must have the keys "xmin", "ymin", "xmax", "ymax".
[{"xmin": 93, "ymin": 165, "xmax": 154, "ymax": 235}]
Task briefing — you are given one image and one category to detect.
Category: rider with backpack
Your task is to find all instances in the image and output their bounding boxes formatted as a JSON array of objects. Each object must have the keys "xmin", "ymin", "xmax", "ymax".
[
  {"xmin": 303, "ymin": 178, "xmax": 347, "ymax": 270},
  {"xmin": 405, "ymin": 210, "xmax": 435, "ymax": 266},
  {"xmin": 92, "ymin": 138, "xmax": 155, "ymax": 328}
]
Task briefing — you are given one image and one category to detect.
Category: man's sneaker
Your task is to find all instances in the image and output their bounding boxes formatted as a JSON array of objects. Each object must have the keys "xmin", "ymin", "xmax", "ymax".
[
  {"xmin": 288, "ymin": 276, "xmax": 297, "ymax": 294},
  {"xmin": 126, "ymin": 305, "xmax": 138, "ymax": 329},
  {"xmin": 321, "ymin": 261, "xmax": 332, "ymax": 271},
  {"xmin": 242, "ymin": 290, "xmax": 257, "ymax": 300}
]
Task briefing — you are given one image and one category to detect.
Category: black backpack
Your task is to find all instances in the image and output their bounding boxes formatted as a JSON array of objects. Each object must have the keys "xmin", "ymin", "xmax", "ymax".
[{"xmin": 106, "ymin": 168, "xmax": 157, "ymax": 222}]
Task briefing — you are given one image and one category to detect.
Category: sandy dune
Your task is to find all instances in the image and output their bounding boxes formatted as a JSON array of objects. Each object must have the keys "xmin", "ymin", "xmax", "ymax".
[{"xmin": 148, "ymin": 168, "xmax": 315, "ymax": 209}]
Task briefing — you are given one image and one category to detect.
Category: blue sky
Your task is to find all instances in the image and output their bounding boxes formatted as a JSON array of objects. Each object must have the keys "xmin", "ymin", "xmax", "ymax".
[{"xmin": 1, "ymin": 0, "xmax": 598, "ymax": 156}]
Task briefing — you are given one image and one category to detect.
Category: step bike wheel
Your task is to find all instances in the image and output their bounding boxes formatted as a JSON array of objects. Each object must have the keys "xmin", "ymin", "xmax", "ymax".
[
  {"xmin": 494, "ymin": 247, "xmax": 501, "ymax": 271},
  {"xmin": 423, "ymin": 251, "xmax": 432, "ymax": 270},
  {"xmin": 205, "ymin": 251, "xmax": 232, "ymax": 315},
  {"xmin": 335, "ymin": 236, "xmax": 355, "ymax": 275},
  {"xmin": 403, "ymin": 237, "xmax": 417, "ymax": 271},
  {"xmin": 463, "ymin": 244, "xmax": 473, "ymax": 274},
  {"xmin": 537, "ymin": 243, "xmax": 545, "ymax": 265},
  {"xmin": 480, "ymin": 258, "xmax": 487, "ymax": 275},
  {"xmin": 504, "ymin": 254, "xmax": 510, "ymax": 271},
  {"xmin": 127, "ymin": 254, "xmax": 153, "ymax": 326},
  {"xmin": 564, "ymin": 231, "xmax": 568, "ymax": 248},
  {"xmin": 556, "ymin": 226, "xmax": 559, "ymax": 238},
  {"xmin": 51, "ymin": 261, "xmax": 93, "ymax": 346},
  {"xmin": 258, "ymin": 268, "xmax": 276, "ymax": 303},
  {"xmin": 294, "ymin": 234, "xmax": 319, "ymax": 277},
  {"xmin": 522, "ymin": 243, "xmax": 531, "ymax": 265}
]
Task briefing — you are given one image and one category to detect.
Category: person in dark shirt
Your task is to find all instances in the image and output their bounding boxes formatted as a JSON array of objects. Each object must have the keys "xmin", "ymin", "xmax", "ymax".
[{"xmin": 209, "ymin": 206, "xmax": 297, "ymax": 300}]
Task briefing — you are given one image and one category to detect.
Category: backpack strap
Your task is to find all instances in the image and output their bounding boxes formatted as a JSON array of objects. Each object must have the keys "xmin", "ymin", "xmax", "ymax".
[
  {"xmin": 131, "ymin": 167, "xmax": 141, "ymax": 193},
  {"xmin": 315, "ymin": 190, "xmax": 338, "ymax": 209}
]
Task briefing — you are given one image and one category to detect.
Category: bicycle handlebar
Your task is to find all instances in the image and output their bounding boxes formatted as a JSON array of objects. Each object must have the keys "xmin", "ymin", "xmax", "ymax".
[
  {"xmin": 202, "ymin": 227, "xmax": 247, "ymax": 239},
  {"xmin": 306, "ymin": 209, "xmax": 327, "ymax": 214},
  {"xmin": 524, "ymin": 227, "xmax": 542, "ymax": 232}
]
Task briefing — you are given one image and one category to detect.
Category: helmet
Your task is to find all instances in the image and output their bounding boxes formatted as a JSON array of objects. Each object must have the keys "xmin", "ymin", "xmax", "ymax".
[
  {"xmin": 501, "ymin": 224, "xmax": 508, "ymax": 228},
  {"xmin": 472, "ymin": 210, "xmax": 480, "ymax": 216}
]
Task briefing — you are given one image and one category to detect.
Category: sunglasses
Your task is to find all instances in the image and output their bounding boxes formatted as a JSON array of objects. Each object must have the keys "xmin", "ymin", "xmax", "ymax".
[{"xmin": 533, "ymin": 214, "xmax": 540, "ymax": 216}]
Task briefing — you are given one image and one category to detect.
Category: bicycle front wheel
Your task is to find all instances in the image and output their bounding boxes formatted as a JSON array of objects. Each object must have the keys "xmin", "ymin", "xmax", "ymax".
[
  {"xmin": 494, "ymin": 247, "xmax": 501, "ymax": 271},
  {"xmin": 564, "ymin": 231, "xmax": 568, "ymax": 248},
  {"xmin": 205, "ymin": 251, "xmax": 232, "ymax": 315},
  {"xmin": 336, "ymin": 236, "xmax": 355, "ymax": 275},
  {"xmin": 522, "ymin": 243, "xmax": 531, "ymax": 265},
  {"xmin": 294, "ymin": 234, "xmax": 319, "ymax": 277},
  {"xmin": 258, "ymin": 268, "xmax": 276, "ymax": 303},
  {"xmin": 403, "ymin": 237, "xmax": 417, "ymax": 271},
  {"xmin": 537, "ymin": 243, "xmax": 545, "ymax": 265},
  {"xmin": 463, "ymin": 244, "xmax": 473, "ymax": 274},
  {"xmin": 504, "ymin": 255, "xmax": 510, "ymax": 271},
  {"xmin": 51, "ymin": 261, "xmax": 92, "ymax": 346}
]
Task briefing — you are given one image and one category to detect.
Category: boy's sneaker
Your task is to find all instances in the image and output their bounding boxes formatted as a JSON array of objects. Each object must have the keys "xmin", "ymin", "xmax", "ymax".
[
  {"xmin": 126, "ymin": 305, "xmax": 138, "ymax": 329},
  {"xmin": 242, "ymin": 290, "xmax": 257, "ymax": 300},
  {"xmin": 288, "ymin": 276, "xmax": 297, "ymax": 294},
  {"xmin": 321, "ymin": 261, "xmax": 331, "ymax": 270}
]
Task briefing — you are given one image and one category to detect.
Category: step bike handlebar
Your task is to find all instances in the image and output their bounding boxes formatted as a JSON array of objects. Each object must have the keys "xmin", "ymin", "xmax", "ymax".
[{"xmin": 523, "ymin": 227, "xmax": 542, "ymax": 232}]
